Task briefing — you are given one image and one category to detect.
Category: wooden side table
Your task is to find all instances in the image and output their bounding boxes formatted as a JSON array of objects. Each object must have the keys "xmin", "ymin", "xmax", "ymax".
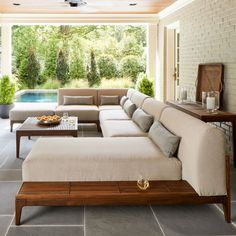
[
  {"xmin": 166, "ymin": 101, "xmax": 236, "ymax": 167},
  {"xmin": 16, "ymin": 117, "xmax": 78, "ymax": 158}
]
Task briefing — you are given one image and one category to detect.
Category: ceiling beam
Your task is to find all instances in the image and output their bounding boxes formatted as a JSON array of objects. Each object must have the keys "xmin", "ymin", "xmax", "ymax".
[{"xmin": 0, "ymin": 13, "xmax": 159, "ymax": 24}]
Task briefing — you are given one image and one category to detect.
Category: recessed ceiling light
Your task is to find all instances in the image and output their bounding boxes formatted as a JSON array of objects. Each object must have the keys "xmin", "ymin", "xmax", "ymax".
[
  {"xmin": 13, "ymin": 3, "xmax": 21, "ymax": 6},
  {"xmin": 129, "ymin": 3, "xmax": 137, "ymax": 6}
]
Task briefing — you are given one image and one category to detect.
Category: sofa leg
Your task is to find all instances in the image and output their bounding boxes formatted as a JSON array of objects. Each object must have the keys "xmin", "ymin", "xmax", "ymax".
[
  {"xmin": 96, "ymin": 121, "xmax": 101, "ymax": 132},
  {"xmin": 10, "ymin": 121, "xmax": 13, "ymax": 132},
  {"xmin": 223, "ymin": 155, "xmax": 231, "ymax": 223},
  {"xmin": 15, "ymin": 199, "xmax": 25, "ymax": 226},
  {"xmin": 223, "ymin": 198, "xmax": 231, "ymax": 223}
]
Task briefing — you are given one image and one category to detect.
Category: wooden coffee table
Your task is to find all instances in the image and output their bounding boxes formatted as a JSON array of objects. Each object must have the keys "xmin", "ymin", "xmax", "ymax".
[{"xmin": 16, "ymin": 117, "xmax": 78, "ymax": 158}]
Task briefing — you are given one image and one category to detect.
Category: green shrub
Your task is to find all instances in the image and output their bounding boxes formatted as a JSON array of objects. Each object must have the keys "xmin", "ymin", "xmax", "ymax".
[
  {"xmin": 120, "ymin": 55, "xmax": 144, "ymax": 83},
  {"xmin": 100, "ymin": 78, "xmax": 134, "ymax": 88},
  {"xmin": 98, "ymin": 55, "xmax": 118, "ymax": 79},
  {"xmin": 0, "ymin": 75, "xmax": 15, "ymax": 104},
  {"xmin": 86, "ymin": 51, "xmax": 101, "ymax": 87},
  {"xmin": 56, "ymin": 49, "xmax": 69, "ymax": 85},
  {"xmin": 136, "ymin": 73, "xmax": 154, "ymax": 97},
  {"xmin": 65, "ymin": 79, "xmax": 89, "ymax": 88},
  {"xmin": 40, "ymin": 79, "xmax": 61, "ymax": 89},
  {"xmin": 18, "ymin": 48, "xmax": 40, "ymax": 89}
]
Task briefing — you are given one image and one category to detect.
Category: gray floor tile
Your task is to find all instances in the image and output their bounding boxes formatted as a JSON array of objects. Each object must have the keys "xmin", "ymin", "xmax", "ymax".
[
  {"xmin": 12, "ymin": 206, "xmax": 84, "ymax": 226},
  {"xmin": 86, "ymin": 205, "xmax": 163, "ymax": 236},
  {"xmin": 231, "ymin": 172, "xmax": 236, "ymax": 201},
  {"xmin": 0, "ymin": 182, "xmax": 22, "ymax": 214},
  {"xmin": 7, "ymin": 226, "xmax": 84, "ymax": 236},
  {"xmin": 151, "ymin": 204, "xmax": 236, "ymax": 236},
  {"xmin": 232, "ymin": 202, "xmax": 236, "ymax": 223},
  {"xmin": 0, "ymin": 170, "xmax": 22, "ymax": 181},
  {"xmin": 0, "ymin": 216, "xmax": 13, "ymax": 236}
]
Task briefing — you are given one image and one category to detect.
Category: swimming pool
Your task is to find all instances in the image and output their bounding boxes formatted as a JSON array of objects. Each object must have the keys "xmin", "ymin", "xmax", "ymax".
[{"xmin": 15, "ymin": 90, "xmax": 58, "ymax": 103}]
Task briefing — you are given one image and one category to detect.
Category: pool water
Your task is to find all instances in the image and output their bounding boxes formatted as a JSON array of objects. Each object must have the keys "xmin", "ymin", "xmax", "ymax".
[{"xmin": 16, "ymin": 91, "xmax": 57, "ymax": 103}]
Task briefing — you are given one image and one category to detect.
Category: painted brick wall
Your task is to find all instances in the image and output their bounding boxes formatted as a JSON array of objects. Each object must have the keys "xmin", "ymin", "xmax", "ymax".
[{"xmin": 158, "ymin": 0, "xmax": 236, "ymax": 158}]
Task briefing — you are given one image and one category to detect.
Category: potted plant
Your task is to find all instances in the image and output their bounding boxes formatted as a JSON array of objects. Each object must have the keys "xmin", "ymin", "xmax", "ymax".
[
  {"xmin": 0, "ymin": 75, "xmax": 15, "ymax": 118},
  {"xmin": 136, "ymin": 73, "xmax": 155, "ymax": 97}
]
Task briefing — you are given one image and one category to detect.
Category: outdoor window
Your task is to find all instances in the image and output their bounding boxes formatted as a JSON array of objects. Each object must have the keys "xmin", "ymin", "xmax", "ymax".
[{"xmin": 12, "ymin": 25, "xmax": 147, "ymax": 90}]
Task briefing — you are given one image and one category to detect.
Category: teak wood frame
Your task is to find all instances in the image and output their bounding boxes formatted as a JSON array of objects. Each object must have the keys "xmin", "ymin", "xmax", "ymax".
[
  {"xmin": 10, "ymin": 119, "xmax": 100, "ymax": 132},
  {"xmin": 15, "ymin": 156, "xmax": 231, "ymax": 225}
]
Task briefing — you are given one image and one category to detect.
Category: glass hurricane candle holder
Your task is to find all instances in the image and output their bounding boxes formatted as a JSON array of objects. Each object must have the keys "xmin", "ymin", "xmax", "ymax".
[
  {"xmin": 137, "ymin": 175, "xmax": 149, "ymax": 191},
  {"xmin": 206, "ymin": 92, "xmax": 216, "ymax": 113}
]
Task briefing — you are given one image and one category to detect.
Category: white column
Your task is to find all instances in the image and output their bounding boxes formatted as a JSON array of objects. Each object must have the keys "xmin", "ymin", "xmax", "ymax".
[
  {"xmin": 147, "ymin": 24, "xmax": 157, "ymax": 98},
  {"xmin": 1, "ymin": 25, "xmax": 12, "ymax": 77}
]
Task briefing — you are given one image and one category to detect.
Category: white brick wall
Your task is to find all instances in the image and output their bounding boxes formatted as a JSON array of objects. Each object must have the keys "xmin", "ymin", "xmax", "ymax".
[{"xmin": 158, "ymin": 0, "xmax": 236, "ymax": 158}]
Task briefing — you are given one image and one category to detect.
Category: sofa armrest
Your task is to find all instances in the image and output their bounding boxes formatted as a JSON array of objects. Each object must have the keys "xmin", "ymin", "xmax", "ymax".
[
  {"xmin": 181, "ymin": 127, "xmax": 227, "ymax": 196},
  {"xmin": 160, "ymin": 107, "xmax": 227, "ymax": 196}
]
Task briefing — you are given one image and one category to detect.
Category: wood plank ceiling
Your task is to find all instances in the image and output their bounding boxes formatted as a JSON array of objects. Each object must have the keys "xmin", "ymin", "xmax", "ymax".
[{"xmin": 0, "ymin": 0, "xmax": 176, "ymax": 14}]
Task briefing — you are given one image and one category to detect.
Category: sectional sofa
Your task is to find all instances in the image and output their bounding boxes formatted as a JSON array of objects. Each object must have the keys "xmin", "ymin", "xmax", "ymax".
[{"xmin": 14, "ymin": 88, "xmax": 230, "ymax": 225}]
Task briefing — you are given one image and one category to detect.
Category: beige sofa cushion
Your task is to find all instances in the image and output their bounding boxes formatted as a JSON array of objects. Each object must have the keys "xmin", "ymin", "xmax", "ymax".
[
  {"xmin": 130, "ymin": 91, "xmax": 149, "ymax": 107},
  {"xmin": 127, "ymin": 88, "xmax": 136, "ymax": 99},
  {"xmin": 160, "ymin": 107, "xmax": 226, "ymax": 196},
  {"xmin": 101, "ymin": 120, "xmax": 147, "ymax": 137},
  {"xmin": 23, "ymin": 137, "xmax": 182, "ymax": 182},
  {"xmin": 55, "ymin": 105, "xmax": 99, "ymax": 121},
  {"xmin": 58, "ymin": 88, "xmax": 98, "ymax": 105},
  {"xmin": 99, "ymin": 110, "xmax": 130, "ymax": 123},
  {"xmin": 141, "ymin": 98, "xmax": 169, "ymax": 121},
  {"xmin": 99, "ymin": 105, "xmax": 122, "ymax": 111},
  {"xmin": 9, "ymin": 103, "xmax": 56, "ymax": 121},
  {"xmin": 97, "ymin": 89, "xmax": 128, "ymax": 105}
]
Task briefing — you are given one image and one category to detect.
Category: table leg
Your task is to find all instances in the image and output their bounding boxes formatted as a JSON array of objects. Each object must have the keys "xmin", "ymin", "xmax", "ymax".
[
  {"xmin": 16, "ymin": 133, "xmax": 21, "ymax": 158},
  {"xmin": 232, "ymin": 120, "xmax": 236, "ymax": 168}
]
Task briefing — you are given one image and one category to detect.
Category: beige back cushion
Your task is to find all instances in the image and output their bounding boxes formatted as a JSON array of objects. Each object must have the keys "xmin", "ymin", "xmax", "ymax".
[
  {"xmin": 97, "ymin": 89, "xmax": 128, "ymax": 105},
  {"xmin": 160, "ymin": 107, "xmax": 226, "ymax": 196},
  {"xmin": 130, "ymin": 91, "xmax": 149, "ymax": 108},
  {"xmin": 127, "ymin": 88, "xmax": 136, "ymax": 99},
  {"xmin": 58, "ymin": 89, "xmax": 98, "ymax": 105},
  {"xmin": 141, "ymin": 98, "xmax": 169, "ymax": 121}
]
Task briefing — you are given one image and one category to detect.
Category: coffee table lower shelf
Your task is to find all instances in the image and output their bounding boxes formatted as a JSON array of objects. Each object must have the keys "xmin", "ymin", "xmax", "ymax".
[{"xmin": 15, "ymin": 180, "xmax": 230, "ymax": 225}]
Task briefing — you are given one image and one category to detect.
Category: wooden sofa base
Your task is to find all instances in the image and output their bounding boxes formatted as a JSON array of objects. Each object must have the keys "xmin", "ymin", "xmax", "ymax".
[{"xmin": 15, "ymin": 180, "xmax": 231, "ymax": 225}]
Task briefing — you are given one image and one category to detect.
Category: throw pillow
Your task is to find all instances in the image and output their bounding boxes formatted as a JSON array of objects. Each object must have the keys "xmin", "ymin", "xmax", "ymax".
[
  {"xmin": 63, "ymin": 96, "xmax": 93, "ymax": 105},
  {"xmin": 123, "ymin": 99, "xmax": 136, "ymax": 117},
  {"xmin": 132, "ymin": 108, "xmax": 154, "ymax": 132},
  {"xmin": 120, "ymin": 96, "xmax": 128, "ymax": 107},
  {"xmin": 148, "ymin": 121, "xmax": 181, "ymax": 157},
  {"xmin": 100, "ymin": 96, "xmax": 119, "ymax": 105}
]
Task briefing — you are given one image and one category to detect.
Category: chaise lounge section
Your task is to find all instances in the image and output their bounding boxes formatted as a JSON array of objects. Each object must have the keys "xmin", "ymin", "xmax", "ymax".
[{"xmin": 15, "ymin": 88, "xmax": 230, "ymax": 225}]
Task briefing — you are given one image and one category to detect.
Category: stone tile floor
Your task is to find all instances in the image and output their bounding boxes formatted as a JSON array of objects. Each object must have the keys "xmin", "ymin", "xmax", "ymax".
[{"xmin": 0, "ymin": 118, "xmax": 236, "ymax": 236}]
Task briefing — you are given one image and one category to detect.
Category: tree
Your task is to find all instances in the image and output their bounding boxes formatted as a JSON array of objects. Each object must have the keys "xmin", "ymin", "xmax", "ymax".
[
  {"xmin": 19, "ymin": 48, "xmax": 40, "ymax": 89},
  {"xmin": 86, "ymin": 51, "xmax": 101, "ymax": 87},
  {"xmin": 98, "ymin": 55, "xmax": 118, "ymax": 79},
  {"xmin": 42, "ymin": 40, "xmax": 58, "ymax": 80},
  {"xmin": 136, "ymin": 73, "xmax": 154, "ymax": 97},
  {"xmin": 56, "ymin": 49, "xmax": 69, "ymax": 85},
  {"xmin": 120, "ymin": 55, "xmax": 144, "ymax": 83},
  {"xmin": 69, "ymin": 53, "xmax": 86, "ymax": 80}
]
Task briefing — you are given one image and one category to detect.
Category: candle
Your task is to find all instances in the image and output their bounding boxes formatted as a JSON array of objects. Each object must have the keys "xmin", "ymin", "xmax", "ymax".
[
  {"xmin": 206, "ymin": 97, "xmax": 215, "ymax": 110},
  {"xmin": 180, "ymin": 89, "xmax": 187, "ymax": 100}
]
